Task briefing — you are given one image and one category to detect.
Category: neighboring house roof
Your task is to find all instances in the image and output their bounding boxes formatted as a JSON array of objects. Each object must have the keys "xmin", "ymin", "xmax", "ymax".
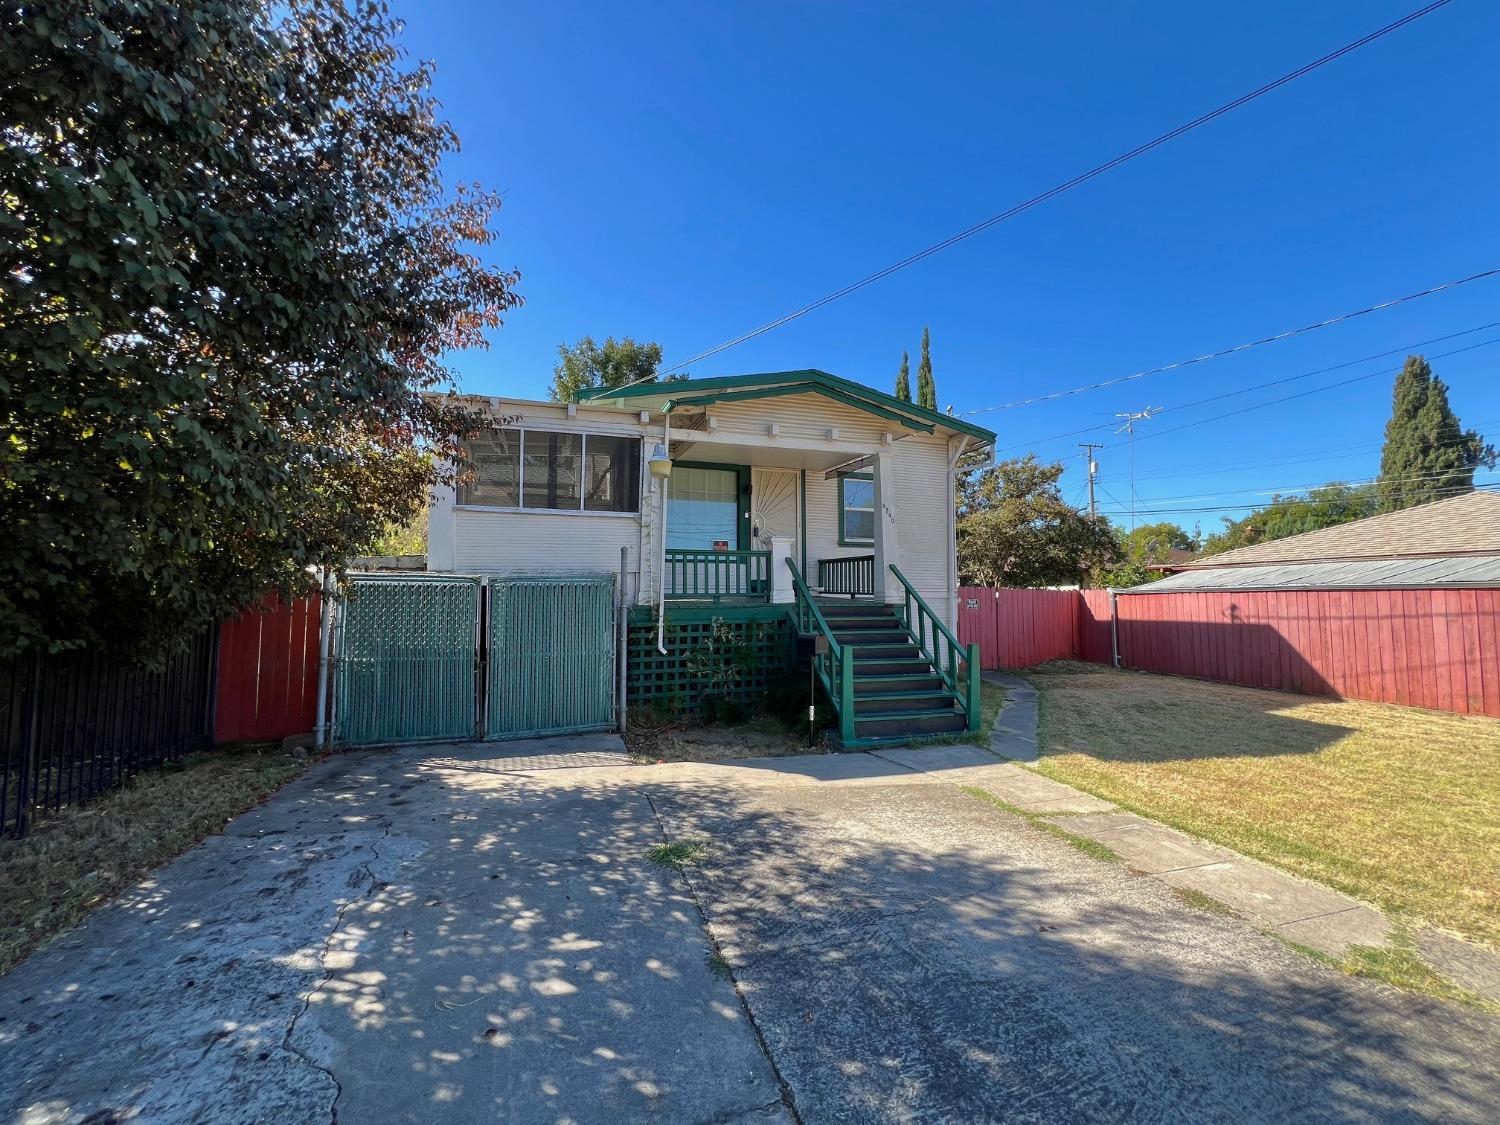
[
  {"xmin": 1133, "ymin": 554, "xmax": 1500, "ymax": 594},
  {"xmin": 1182, "ymin": 490, "xmax": 1500, "ymax": 569},
  {"xmin": 573, "ymin": 369, "xmax": 998, "ymax": 445}
]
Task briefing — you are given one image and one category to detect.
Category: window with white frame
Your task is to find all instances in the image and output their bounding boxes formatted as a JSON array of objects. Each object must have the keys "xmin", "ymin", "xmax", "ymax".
[
  {"xmin": 839, "ymin": 474, "xmax": 874, "ymax": 544},
  {"xmin": 461, "ymin": 427, "xmax": 641, "ymax": 513}
]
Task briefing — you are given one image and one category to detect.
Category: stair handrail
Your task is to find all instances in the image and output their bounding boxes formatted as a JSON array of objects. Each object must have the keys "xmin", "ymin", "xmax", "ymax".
[
  {"xmin": 889, "ymin": 564, "xmax": 983, "ymax": 735},
  {"xmin": 784, "ymin": 558, "xmax": 855, "ymax": 743}
]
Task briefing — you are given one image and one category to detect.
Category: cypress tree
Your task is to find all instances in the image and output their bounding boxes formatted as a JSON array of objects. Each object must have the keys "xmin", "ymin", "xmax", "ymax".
[
  {"xmin": 916, "ymin": 325, "xmax": 936, "ymax": 410},
  {"xmin": 1377, "ymin": 355, "xmax": 1494, "ymax": 511},
  {"xmin": 894, "ymin": 351, "xmax": 911, "ymax": 401}
]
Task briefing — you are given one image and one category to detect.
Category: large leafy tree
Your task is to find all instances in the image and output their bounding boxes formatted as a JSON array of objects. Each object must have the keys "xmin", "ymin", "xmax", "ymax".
[
  {"xmin": 893, "ymin": 350, "xmax": 911, "ymax": 402},
  {"xmin": 1377, "ymin": 355, "xmax": 1494, "ymax": 511},
  {"xmin": 1, "ymin": 0, "xmax": 521, "ymax": 659},
  {"xmin": 916, "ymin": 325, "xmax": 936, "ymax": 411},
  {"xmin": 1199, "ymin": 482, "xmax": 1381, "ymax": 557},
  {"xmin": 1093, "ymin": 522, "xmax": 1196, "ymax": 587},
  {"xmin": 957, "ymin": 455, "xmax": 1119, "ymax": 587},
  {"xmin": 548, "ymin": 335, "xmax": 666, "ymax": 402}
]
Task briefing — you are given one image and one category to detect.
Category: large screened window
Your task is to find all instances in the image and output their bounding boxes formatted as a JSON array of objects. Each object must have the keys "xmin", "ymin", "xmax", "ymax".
[
  {"xmin": 839, "ymin": 474, "xmax": 874, "ymax": 545},
  {"xmin": 462, "ymin": 428, "xmax": 641, "ymax": 513}
]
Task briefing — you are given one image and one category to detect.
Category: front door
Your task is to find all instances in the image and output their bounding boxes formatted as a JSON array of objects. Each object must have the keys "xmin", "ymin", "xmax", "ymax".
[{"xmin": 752, "ymin": 468, "xmax": 799, "ymax": 554}]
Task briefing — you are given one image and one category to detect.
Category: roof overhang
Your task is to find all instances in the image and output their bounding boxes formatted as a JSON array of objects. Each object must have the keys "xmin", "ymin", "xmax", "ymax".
[{"xmin": 575, "ymin": 368, "xmax": 997, "ymax": 445}]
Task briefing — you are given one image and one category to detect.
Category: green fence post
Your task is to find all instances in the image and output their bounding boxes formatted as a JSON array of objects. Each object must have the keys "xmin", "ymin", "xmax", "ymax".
[{"xmin": 965, "ymin": 642, "xmax": 982, "ymax": 734}]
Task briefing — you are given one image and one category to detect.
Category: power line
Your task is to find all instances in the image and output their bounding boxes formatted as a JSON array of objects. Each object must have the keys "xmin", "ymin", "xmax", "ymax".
[
  {"xmin": 1097, "ymin": 465, "xmax": 1499, "ymax": 507},
  {"xmin": 995, "ymin": 322, "xmax": 1500, "ymax": 454},
  {"xmin": 1095, "ymin": 482, "xmax": 1500, "ymax": 517},
  {"xmin": 1119, "ymin": 335, "xmax": 1500, "ymax": 449},
  {"xmin": 657, "ymin": 0, "xmax": 1457, "ymax": 374},
  {"xmin": 1127, "ymin": 416, "xmax": 1500, "ymax": 483},
  {"xmin": 968, "ymin": 276, "xmax": 1500, "ymax": 417}
]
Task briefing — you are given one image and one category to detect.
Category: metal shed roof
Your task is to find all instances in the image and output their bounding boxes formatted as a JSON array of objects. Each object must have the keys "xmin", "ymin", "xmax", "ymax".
[{"xmin": 1130, "ymin": 554, "xmax": 1500, "ymax": 594}]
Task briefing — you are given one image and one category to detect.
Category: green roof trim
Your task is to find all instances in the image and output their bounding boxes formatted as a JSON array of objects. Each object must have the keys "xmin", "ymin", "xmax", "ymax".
[
  {"xmin": 661, "ymin": 382, "xmax": 935, "ymax": 433},
  {"xmin": 575, "ymin": 368, "xmax": 996, "ymax": 444}
]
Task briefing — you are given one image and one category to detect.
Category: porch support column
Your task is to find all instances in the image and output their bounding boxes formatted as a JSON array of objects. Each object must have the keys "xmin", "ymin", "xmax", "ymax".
[
  {"xmin": 769, "ymin": 536, "xmax": 795, "ymax": 604},
  {"xmin": 870, "ymin": 448, "xmax": 902, "ymax": 603}
]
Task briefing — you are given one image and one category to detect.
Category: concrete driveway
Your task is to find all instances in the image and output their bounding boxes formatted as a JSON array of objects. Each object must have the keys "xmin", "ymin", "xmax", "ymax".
[{"xmin": 1, "ymin": 739, "xmax": 1497, "ymax": 1124}]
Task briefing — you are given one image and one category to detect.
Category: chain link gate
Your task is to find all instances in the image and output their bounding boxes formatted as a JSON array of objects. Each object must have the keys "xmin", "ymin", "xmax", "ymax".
[
  {"xmin": 332, "ymin": 575, "xmax": 482, "ymax": 745},
  {"xmin": 487, "ymin": 576, "xmax": 616, "ymax": 739}
]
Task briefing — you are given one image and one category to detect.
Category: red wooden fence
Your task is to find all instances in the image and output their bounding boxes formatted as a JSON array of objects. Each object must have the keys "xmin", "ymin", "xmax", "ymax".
[
  {"xmin": 958, "ymin": 584, "xmax": 1500, "ymax": 718},
  {"xmin": 958, "ymin": 587, "xmax": 1079, "ymax": 670},
  {"xmin": 215, "ymin": 595, "xmax": 322, "ymax": 743},
  {"xmin": 1078, "ymin": 589, "xmax": 1114, "ymax": 665},
  {"xmin": 1115, "ymin": 588, "xmax": 1500, "ymax": 718}
]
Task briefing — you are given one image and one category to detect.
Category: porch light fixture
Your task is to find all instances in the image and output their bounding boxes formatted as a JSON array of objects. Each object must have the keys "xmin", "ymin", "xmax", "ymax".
[{"xmin": 648, "ymin": 442, "xmax": 673, "ymax": 480}]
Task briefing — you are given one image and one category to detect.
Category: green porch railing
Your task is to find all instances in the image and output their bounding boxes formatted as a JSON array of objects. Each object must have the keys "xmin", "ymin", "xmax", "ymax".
[
  {"xmin": 890, "ymin": 565, "xmax": 982, "ymax": 736},
  {"xmin": 665, "ymin": 548, "xmax": 772, "ymax": 602},
  {"xmin": 817, "ymin": 554, "xmax": 874, "ymax": 597},
  {"xmin": 786, "ymin": 559, "xmax": 856, "ymax": 744}
]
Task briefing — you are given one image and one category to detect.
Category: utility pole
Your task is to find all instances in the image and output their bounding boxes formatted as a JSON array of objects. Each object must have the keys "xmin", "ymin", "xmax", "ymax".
[
  {"xmin": 1114, "ymin": 408, "xmax": 1161, "ymax": 531},
  {"xmin": 1078, "ymin": 443, "xmax": 1103, "ymax": 517}
]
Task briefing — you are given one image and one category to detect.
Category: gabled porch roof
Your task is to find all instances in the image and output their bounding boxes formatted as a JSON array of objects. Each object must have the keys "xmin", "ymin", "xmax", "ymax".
[{"xmin": 573, "ymin": 368, "xmax": 997, "ymax": 445}]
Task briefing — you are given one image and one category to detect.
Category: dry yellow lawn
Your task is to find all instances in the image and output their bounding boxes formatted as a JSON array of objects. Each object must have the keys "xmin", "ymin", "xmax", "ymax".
[
  {"xmin": 1029, "ymin": 663, "xmax": 1500, "ymax": 950},
  {"xmin": 0, "ymin": 748, "xmax": 308, "ymax": 976}
]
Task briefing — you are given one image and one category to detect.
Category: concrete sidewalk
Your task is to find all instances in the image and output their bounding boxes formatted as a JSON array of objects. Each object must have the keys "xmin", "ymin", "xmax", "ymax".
[{"xmin": 980, "ymin": 669, "xmax": 1500, "ymax": 1000}]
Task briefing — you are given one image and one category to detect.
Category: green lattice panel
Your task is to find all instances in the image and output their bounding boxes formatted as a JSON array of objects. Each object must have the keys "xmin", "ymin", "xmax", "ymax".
[
  {"xmin": 627, "ymin": 610, "xmax": 793, "ymax": 716},
  {"xmin": 333, "ymin": 576, "xmax": 480, "ymax": 744}
]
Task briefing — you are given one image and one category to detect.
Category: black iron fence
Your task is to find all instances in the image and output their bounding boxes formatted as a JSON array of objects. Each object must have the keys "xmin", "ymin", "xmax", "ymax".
[{"xmin": 0, "ymin": 631, "xmax": 216, "ymax": 837}]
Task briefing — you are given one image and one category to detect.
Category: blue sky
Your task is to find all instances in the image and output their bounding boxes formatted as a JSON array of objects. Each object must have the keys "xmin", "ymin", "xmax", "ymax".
[{"xmin": 390, "ymin": 0, "xmax": 1499, "ymax": 534}]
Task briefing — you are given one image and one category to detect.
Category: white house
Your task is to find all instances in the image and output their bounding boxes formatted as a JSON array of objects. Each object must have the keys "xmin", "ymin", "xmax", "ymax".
[{"xmin": 424, "ymin": 369, "xmax": 996, "ymax": 745}]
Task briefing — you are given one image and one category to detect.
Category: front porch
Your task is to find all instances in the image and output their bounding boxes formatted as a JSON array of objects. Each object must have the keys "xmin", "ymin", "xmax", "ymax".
[
  {"xmin": 654, "ymin": 444, "xmax": 895, "ymax": 607},
  {"xmin": 664, "ymin": 548, "xmax": 876, "ymax": 603}
]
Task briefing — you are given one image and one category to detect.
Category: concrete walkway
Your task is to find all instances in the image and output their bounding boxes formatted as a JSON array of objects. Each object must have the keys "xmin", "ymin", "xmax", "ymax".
[
  {"xmin": 1, "ymin": 736, "xmax": 1497, "ymax": 1123},
  {"xmin": 981, "ymin": 669, "xmax": 1500, "ymax": 1000}
]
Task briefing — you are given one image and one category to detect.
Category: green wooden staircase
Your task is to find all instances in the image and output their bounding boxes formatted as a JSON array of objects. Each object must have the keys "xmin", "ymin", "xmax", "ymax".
[{"xmin": 786, "ymin": 561, "xmax": 981, "ymax": 747}]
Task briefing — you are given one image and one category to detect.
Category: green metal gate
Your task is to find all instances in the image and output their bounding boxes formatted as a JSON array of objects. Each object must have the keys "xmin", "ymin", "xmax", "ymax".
[
  {"xmin": 488, "ymin": 576, "xmax": 615, "ymax": 739},
  {"xmin": 333, "ymin": 575, "xmax": 481, "ymax": 744}
]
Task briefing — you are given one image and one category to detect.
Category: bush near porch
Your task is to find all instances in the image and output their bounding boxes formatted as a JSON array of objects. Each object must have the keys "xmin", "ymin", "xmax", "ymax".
[
  {"xmin": 626, "ymin": 606, "xmax": 797, "ymax": 720},
  {"xmin": 1027, "ymin": 663, "xmax": 1500, "ymax": 950}
]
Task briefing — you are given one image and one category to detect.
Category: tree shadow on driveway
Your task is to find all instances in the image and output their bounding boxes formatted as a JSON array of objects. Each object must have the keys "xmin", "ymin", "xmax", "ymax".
[{"xmin": 0, "ymin": 743, "xmax": 1495, "ymax": 1124}]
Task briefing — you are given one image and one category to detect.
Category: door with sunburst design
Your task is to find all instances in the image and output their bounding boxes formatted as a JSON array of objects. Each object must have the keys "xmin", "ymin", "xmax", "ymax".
[{"xmin": 751, "ymin": 468, "xmax": 799, "ymax": 559}]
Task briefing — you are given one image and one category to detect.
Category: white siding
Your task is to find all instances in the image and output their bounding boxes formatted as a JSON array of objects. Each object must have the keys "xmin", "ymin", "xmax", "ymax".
[
  {"xmin": 892, "ymin": 435, "xmax": 956, "ymax": 630},
  {"xmin": 431, "ymin": 392, "xmax": 967, "ymax": 625},
  {"xmin": 707, "ymin": 391, "xmax": 895, "ymax": 445},
  {"xmin": 453, "ymin": 509, "xmax": 638, "ymax": 583},
  {"xmin": 803, "ymin": 433, "xmax": 956, "ymax": 630}
]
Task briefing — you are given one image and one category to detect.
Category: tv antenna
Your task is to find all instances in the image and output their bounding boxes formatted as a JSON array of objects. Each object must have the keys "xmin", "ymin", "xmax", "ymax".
[{"xmin": 1115, "ymin": 407, "xmax": 1162, "ymax": 530}]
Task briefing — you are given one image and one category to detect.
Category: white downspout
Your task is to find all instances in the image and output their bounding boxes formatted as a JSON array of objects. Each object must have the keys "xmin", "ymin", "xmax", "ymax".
[{"xmin": 656, "ymin": 412, "xmax": 671, "ymax": 654}]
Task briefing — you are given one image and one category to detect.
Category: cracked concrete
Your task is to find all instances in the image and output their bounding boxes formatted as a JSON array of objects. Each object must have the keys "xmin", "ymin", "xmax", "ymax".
[{"xmin": 1, "ymin": 736, "xmax": 1496, "ymax": 1123}]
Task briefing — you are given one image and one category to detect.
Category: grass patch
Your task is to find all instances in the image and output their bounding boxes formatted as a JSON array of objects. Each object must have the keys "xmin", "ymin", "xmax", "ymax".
[
  {"xmin": 705, "ymin": 949, "xmax": 733, "ymax": 980},
  {"xmin": 647, "ymin": 838, "xmax": 711, "ymax": 870},
  {"xmin": 1028, "ymin": 663, "xmax": 1500, "ymax": 950},
  {"xmin": 961, "ymin": 785, "xmax": 1119, "ymax": 863},
  {"xmin": 0, "ymin": 746, "xmax": 311, "ymax": 977},
  {"xmin": 1172, "ymin": 887, "xmax": 1241, "ymax": 918},
  {"xmin": 1273, "ymin": 927, "xmax": 1498, "ymax": 1012}
]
